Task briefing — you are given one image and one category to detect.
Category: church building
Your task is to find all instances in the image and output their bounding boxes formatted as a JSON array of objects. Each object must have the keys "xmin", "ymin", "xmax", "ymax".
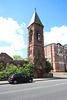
[{"xmin": 27, "ymin": 9, "xmax": 46, "ymax": 77}]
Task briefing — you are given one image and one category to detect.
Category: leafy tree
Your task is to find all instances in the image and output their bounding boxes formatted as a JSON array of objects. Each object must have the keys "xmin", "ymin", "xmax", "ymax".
[
  {"xmin": 0, "ymin": 71, "xmax": 5, "ymax": 80},
  {"xmin": 0, "ymin": 62, "xmax": 4, "ymax": 71},
  {"xmin": 0, "ymin": 61, "xmax": 34, "ymax": 80},
  {"xmin": 17, "ymin": 64, "xmax": 20, "ymax": 69},
  {"xmin": 45, "ymin": 58, "xmax": 53, "ymax": 73},
  {"xmin": 18, "ymin": 67, "xmax": 28, "ymax": 75},
  {"xmin": 6, "ymin": 63, "xmax": 18, "ymax": 75},
  {"xmin": 13, "ymin": 55, "xmax": 23, "ymax": 60},
  {"xmin": 19, "ymin": 62, "xmax": 33, "ymax": 77},
  {"xmin": 25, "ymin": 63, "xmax": 33, "ymax": 77}
]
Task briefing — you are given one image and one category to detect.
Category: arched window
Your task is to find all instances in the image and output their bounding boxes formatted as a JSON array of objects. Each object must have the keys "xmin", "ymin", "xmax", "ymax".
[
  {"xmin": 30, "ymin": 30, "xmax": 33, "ymax": 42},
  {"xmin": 37, "ymin": 31, "xmax": 41, "ymax": 41},
  {"xmin": 38, "ymin": 33, "xmax": 40, "ymax": 41}
]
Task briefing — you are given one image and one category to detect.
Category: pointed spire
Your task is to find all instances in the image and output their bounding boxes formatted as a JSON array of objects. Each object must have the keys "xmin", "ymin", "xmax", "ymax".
[
  {"xmin": 35, "ymin": 8, "xmax": 36, "ymax": 12},
  {"xmin": 28, "ymin": 9, "xmax": 43, "ymax": 27}
]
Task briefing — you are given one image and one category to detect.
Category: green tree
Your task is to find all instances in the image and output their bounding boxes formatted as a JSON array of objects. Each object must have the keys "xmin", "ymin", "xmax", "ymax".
[
  {"xmin": 45, "ymin": 59, "xmax": 53, "ymax": 73},
  {"xmin": 0, "ymin": 61, "xmax": 34, "ymax": 80},
  {"xmin": 13, "ymin": 55, "xmax": 23, "ymax": 60},
  {"xmin": 6, "ymin": 63, "xmax": 18, "ymax": 75},
  {"xmin": 18, "ymin": 62, "xmax": 33, "ymax": 77},
  {"xmin": 18, "ymin": 67, "xmax": 28, "ymax": 75},
  {"xmin": 0, "ymin": 62, "xmax": 4, "ymax": 71},
  {"xmin": 25, "ymin": 63, "xmax": 33, "ymax": 77}
]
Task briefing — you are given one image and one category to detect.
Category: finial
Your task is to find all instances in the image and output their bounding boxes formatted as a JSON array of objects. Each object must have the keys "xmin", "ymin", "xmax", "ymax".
[{"xmin": 35, "ymin": 8, "xmax": 36, "ymax": 12}]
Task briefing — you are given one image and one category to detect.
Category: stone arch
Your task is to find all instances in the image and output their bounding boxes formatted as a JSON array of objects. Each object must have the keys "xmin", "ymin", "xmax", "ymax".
[{"xmin": 37, "ymin": 63, "xmax": 43, "ymax": 77}]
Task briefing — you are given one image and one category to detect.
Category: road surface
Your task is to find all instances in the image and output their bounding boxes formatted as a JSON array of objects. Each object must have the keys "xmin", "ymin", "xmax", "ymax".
[{"xmin": 0, "ymin": 78, "xmax": 67, "ymax": 100}]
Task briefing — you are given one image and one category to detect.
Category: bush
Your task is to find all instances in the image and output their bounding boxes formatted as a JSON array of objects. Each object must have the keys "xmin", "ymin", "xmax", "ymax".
[
  {"xmin": 18, "ymin": 67, "xmax": 28, "ymax": 75},
  {"xmin": 6, "ymin": 63, "xmax": 18, "ymax": 75},
  {"xmin": 18, "ymin": 62, "xmax": 33, "ymax": 77},
  {"xmin": 25, "ymin": 63, "xmax": 33, "ymax": 77},
  {"xmin": 0, "ymin": 62, "xmax": 4, "ymax": 71},
  {"xmin": 0, "ymin": 61, "xmax": 33, "ymax": 80},
  {"xmin": 0, "ymin": 71, "xmax": 4, "ymax": 80},
  {"xmin": 45, "ymin": 60, "xmax": 53, "ymax": 73},
  {"xmin": 0, "ymin": 71, "xmax": 10, "ymax": 80},
  {"xmin": 0, "ymin": 64, "xmax": 19, "ymax": 80}
]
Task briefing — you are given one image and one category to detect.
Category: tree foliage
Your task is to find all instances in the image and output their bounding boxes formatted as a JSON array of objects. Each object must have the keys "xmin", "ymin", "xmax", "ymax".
[
  {"xmin": 45, "ymin": 59, "xmax": 53, "ymax": 73},
  {"xmin": 13, "ymin": 55, "xmax": 23, "ymax": 60},
  {"xmin": 18, "ymin": 62, "xmax": 33, "ymax": 77},
  {"xmin": 6, "ymin": 63, "xmax": 18, "ymax": 75},
  {"xmin": 0, "ymin": 62, "xmax": 4, "ymax": 71},
  {"xmin": 0, "ymin": 61, "xmax": 33, "ymax": 80}
]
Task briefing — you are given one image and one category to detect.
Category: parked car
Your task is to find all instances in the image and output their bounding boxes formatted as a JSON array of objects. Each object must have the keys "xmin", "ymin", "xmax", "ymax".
[{"xmin": 8, "ymin": 73, "xmax": 33, "ymax": 84}]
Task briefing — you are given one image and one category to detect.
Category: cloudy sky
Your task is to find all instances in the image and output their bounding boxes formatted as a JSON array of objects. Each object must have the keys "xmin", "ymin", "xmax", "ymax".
[{"xmin": 0, "ymin": 0, "xmax": 67, "ymax": 58}]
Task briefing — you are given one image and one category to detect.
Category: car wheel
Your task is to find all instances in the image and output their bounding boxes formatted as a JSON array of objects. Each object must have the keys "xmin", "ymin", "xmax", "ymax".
[
  {"xmin": 13, "ymin": 80, "xmax": 17, "ymax": 84},
  {"xmin": 29, "ymin": 79, "xmax": 32, "ymax": 83}
]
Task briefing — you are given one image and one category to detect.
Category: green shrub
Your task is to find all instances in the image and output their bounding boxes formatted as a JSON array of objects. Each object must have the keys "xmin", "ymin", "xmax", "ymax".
[
  {"xmin": 0, "ymin": 71, "xmax": 10, "ymax": 80},
  {"xmin": 0, "ymin": 71, "xmax": 4, "ymax": 80},
  {"xmin": 45, "ymin": 61, "xmax": 53, "ymax": 73},
  {"xmin": 25, "ymin": 63, "xmax": 33, "ymax": 77},
  {"xmin": 18, "ymin": 62, "xmax": 33, "ymax": 77},
  {"xmin": 18, "ymin": 67, "xmax": 28, "ymax": 75},
  {"xmin": 0, "ymin": 62, "xmax": 4, "ymax": 71},
  {"xmin": 0, "ymin": 61, "xmax": 33, "ymax": 80},
  {"xmin": 6, "ymin": 63, "xmax": 18, "ymax": 75}
]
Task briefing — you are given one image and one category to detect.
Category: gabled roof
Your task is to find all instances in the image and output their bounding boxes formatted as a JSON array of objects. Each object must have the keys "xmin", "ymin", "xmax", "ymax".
[{"xmin": 28, "ymin": 9, "xmax": 43, "ymax": 27}]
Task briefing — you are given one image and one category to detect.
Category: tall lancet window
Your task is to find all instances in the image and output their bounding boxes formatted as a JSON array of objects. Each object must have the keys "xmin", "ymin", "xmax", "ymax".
[
  {"xmin": 30, "ymin": 30, "xmax": 33, "ymax": 42},
  {"xmin": 37, "ymin": 31, "xmax": 41, "ymax": 41},
  {"xmin": 38, "ymin": 33, "xmax": 40, "ymax": 41}
]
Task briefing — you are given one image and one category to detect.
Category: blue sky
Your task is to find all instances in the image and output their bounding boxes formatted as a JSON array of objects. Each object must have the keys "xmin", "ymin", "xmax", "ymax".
[{"xmin": 0, "ymin": 0, "xmax": 67, "ymax": 58}]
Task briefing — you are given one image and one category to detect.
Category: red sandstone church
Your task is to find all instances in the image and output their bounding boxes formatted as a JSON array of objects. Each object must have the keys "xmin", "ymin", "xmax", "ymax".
[
  {"xmin": 0, "ymin": 9, "xmax": 66, "ymax": 77},
  {"xmin": 27, "ymin": 9, "xmax": 67, "ymax": 77},
  {"xmin": 27, "ymin": 9, "xmax": 46, "ymax": 77}
]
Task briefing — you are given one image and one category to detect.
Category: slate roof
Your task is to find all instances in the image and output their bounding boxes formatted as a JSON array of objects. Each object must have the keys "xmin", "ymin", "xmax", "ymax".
[{"xmin": 28, "ymin": 9, "xmax": 43, "ymax": 27}]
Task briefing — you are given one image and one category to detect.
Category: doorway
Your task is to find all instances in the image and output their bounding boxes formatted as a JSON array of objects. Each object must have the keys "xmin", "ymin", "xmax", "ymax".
[{"xmin": 37, "ymin": 64, "xmax": 43, "ymax": 77}]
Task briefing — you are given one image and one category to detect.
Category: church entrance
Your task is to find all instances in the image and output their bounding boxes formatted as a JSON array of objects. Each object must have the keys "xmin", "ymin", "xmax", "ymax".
[
  {"xmin": 37, "ymin": 69, "xmax": 42, "ymax": 77},
  {"xmin": 37, "ymin": 64, "xmax": 43, "ymax": 77}
]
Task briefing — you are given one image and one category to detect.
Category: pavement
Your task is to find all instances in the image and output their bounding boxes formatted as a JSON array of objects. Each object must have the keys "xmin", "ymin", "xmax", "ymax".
[
  {"xmin": 0, "ymin": 77, "xmax": 67, "ymax": 85},
  {"xmin": 0, "ymin": 78, "xmax": 54, "ymax": 85},
  {"xmin": 0, "ymin": 72, "xmax": 67, "ymax": 85}
]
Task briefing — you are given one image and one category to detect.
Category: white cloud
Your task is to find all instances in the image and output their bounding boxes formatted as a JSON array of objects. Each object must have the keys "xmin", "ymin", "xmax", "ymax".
[
  {"xmin": 44, "ymin": 25, "xmax": 67, "ymax": 45},
  {"xmin": 0, "ymin": 17, "xmax": 26, "ymax": 57},
  {"xmin": 21, "ymin": 22, "xmax": 26, "ymax": 27},
  {"xmin": 0, "ymin": 46, "xmax": 23, "ymax": 58}
]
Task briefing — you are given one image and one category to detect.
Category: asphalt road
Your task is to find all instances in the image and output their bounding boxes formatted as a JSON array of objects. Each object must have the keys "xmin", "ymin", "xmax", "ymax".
[{"xmin": 0, "ymin": 79, "xmax": 67, "ymax": 100}]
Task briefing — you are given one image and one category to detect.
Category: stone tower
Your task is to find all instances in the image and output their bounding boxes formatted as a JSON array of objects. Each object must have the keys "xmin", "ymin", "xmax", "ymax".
[{"xmin": 27, "ymin": 9, "xmax": 46, "ymax": 77}]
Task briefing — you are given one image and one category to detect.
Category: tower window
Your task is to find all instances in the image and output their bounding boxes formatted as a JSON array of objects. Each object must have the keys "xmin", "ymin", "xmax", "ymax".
[
  {"xmin": 38, "ymin": 34, "xmax": 40, "ymax": 41},
  {"xmin": 37, "ymin": 31, "xmax": 41, "ymax": 41},
  {"xmin": 30, "ymin": 30, "xmax": 33, "ymax": 42}
]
